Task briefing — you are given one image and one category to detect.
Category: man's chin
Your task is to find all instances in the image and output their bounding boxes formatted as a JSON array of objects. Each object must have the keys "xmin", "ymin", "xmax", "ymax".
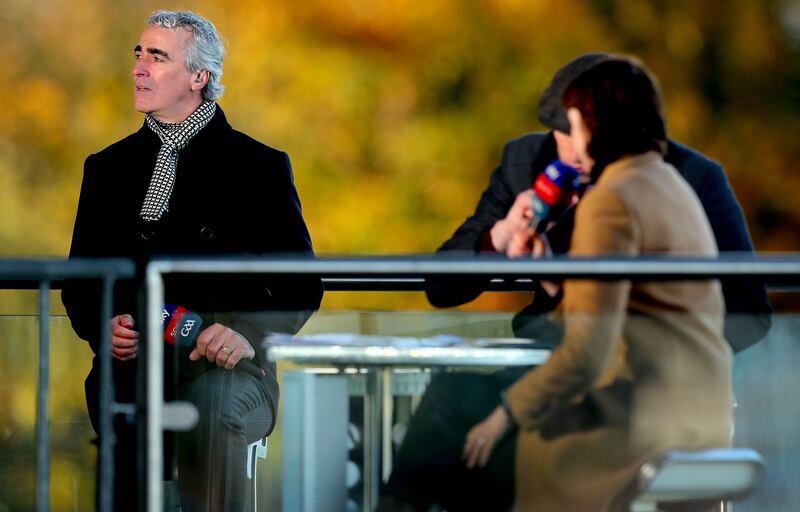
[{"xmin": 134, "ymin": 102, "xmax": 153, "ymax": 115}]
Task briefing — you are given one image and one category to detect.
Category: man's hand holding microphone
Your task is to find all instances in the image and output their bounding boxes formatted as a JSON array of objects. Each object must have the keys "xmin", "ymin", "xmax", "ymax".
[
  {"xmin": 189, "ymin": 322, "xmax": 255, "ymax": 372},
  {"xmin": 489, "ymin": 191, "xmax": 537, "ymax": 254},
  {"xmin": 491, "ymin": 160, "xmax": 584, "ymax": 258},
  {"xmin": 108, "ymin": 306, "xmax": 265, "ymax": 379}
]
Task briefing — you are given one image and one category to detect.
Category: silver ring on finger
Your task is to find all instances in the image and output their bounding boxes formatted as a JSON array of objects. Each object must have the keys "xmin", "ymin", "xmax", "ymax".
[
  {"xmin": 477, "ymin": 436, "xmax": 486, "ymax": 446},
  {"xmin": 222, "ymin": 345, "xmax": 233, "ymax": 356}
]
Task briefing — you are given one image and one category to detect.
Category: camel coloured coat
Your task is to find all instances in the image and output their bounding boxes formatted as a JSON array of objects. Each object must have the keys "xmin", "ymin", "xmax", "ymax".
[{"xmin": 506, "ymin": 152, "xmax": 733, "ymax": 512}]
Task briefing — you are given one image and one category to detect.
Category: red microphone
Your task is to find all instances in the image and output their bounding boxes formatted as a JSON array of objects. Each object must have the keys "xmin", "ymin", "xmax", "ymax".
[
  {"xmin": 161, "ymin": 304, "xmax": 265, "ymax": 380},
  {"xmin": 530, "ymin": 160, "xmax": 582, "ymax": 232}
]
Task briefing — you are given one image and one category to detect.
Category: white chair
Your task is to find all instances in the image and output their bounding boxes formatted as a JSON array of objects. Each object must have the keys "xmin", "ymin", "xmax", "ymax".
[
  {"xmin": 246, "ymin": 437, "xmax": 269, "ymax": 512},
  {"xmin": 631, "ymin": 448, "xmax": 764, "ymax": 512}
]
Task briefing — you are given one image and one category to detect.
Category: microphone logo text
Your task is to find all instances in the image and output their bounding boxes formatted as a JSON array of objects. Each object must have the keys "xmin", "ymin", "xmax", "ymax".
[{"xmin": 181, "ymin": 320, "xmax": 196, "ymax": 337}]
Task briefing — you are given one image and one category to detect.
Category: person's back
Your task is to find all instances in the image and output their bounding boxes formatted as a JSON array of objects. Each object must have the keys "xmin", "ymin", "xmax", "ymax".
[
  {"xmin": 510, "ymin": 153, "xmax": 733, "ymax": 512},
  {"xmin": 571, "ymin": 152, "xmax": 732, "ymax": 453}
]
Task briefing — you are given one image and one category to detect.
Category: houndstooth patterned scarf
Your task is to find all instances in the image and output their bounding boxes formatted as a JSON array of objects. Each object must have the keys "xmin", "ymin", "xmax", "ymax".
[{"xmin": 139, "ymin": 101, "xmax": 216, "ymax": 221}]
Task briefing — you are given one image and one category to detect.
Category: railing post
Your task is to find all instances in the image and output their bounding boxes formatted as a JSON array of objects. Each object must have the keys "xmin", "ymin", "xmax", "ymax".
[
  {"xmin": 145, "ymin": 263, "xmax": 165, "ymax": 512},
  {"xmin": 98, "ymin": 276, "xmax": 115, "ymax": 512},
  {"xmin": 36, "ymin": 280, "xmax": 50, "ymax": 512}
]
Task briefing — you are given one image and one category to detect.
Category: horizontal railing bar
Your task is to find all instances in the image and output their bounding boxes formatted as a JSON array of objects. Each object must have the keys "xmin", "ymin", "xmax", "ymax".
[
  {"xmin": 0, "ymin": 258, "xmax": 135, "ymax": 281},
  {"xmin": 2, "ymin": 279, "xmax": 798, "ymax": 292},
  {"xmin": 147, "ymin": 255, "xmax": 800, "ymax": 280},
  {"xmin": 2, "ymin": 279, "xmax": 798, "ymax": 293},
  {"xmin": 3, "ymin": 255, "xmax": 800, "ymax": 290}
]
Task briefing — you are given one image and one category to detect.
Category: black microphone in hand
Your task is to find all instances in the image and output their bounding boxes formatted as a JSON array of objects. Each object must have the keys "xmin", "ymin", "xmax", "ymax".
[{"xmin": 161, "ymin": 304, "xmax": 265, "ymax": 380}]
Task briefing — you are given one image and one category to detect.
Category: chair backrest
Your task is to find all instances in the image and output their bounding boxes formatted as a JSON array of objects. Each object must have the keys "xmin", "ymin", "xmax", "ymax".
[
  {"xmin": 246, "ymin": 437, "xmax": 269, "ymax": 512},
  {"xmin": 634, "ymin": 448, "xmax": 764, "ymax": 503},
  {"xmin": 247, "ymin": 437, "xmax": 268, "ymax": 480}
]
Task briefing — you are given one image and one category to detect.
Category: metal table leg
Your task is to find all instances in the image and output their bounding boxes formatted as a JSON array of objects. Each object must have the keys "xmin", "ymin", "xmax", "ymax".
[{"xmin": 363, "ymin": 368, "xmax": 389, "ymax": 512}]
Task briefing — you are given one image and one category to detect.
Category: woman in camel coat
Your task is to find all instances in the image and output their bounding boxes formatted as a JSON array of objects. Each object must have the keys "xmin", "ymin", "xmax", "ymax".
[{"xmin": 464, "ymin": 57, "xmax": 733, "ymax": 511}]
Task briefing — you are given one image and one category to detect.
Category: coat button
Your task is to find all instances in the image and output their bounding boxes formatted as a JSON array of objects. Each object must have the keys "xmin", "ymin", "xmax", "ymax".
[
  {"xmin": 140, "ymin": 228, "xmax": 156, "ymax": 240},
  {"xmin": 200, "ymin": 226, "xmax": 215, "ymax": 239}
]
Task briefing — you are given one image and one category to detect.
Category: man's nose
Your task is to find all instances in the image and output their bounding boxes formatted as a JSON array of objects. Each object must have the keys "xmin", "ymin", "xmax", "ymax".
[{"xmin": 133, "ymin": 60, "xmax": 148, "ymax": 77}]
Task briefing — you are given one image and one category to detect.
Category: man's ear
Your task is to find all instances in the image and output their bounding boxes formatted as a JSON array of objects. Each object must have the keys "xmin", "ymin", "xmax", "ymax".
[{"xmin": 191, "ymin": 70, "xmax": 209, "ymax": 92}]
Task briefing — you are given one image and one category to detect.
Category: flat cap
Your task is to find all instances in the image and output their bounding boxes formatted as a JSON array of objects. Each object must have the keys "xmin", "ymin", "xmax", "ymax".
[{"xmin": 538, "ymin": 53, "xmax": 613, "ymax": 134}]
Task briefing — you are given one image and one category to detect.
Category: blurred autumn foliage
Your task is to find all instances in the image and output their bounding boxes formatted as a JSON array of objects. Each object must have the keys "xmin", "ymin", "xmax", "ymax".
[
  {"xmin": 1, "ymin": 3, "xmax": 800, "ymax": 508},
  {"xmin": 2, "ymin": 0, "xmax": 799, "ymax": 262}
]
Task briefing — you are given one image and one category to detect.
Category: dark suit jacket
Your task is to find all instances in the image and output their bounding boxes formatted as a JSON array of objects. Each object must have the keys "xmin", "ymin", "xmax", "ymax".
[
  {"xmin": 61, "ymin": 107, "xmax": 323, "ymax": 427},
  {"xmin": 426, "ymin": 131, "xmax": 771, "ymax": 352}
]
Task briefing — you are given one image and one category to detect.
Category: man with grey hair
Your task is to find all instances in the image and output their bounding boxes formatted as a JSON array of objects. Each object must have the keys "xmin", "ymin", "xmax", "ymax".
[{"xmin": 62, "ymin": 10, "xmax": 322, "ymax": 511}]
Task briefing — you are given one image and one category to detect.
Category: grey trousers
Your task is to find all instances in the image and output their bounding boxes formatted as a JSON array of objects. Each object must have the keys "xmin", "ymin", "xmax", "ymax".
[
  {"xmin": 176, "ymin": 367, "xmax": 273, "ymax": 512},
  {"xmin": 96, "ymin": 365, "xmax": 273, "ymax": 512}
]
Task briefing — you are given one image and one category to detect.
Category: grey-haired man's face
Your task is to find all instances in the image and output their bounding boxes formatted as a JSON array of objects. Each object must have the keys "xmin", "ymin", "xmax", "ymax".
[{"xmin": 132, "ymin": 25, "xmax": 202, "ymax": 123}]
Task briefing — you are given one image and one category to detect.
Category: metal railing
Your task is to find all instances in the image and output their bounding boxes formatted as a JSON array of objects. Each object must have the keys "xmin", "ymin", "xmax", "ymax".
[
  {"xmin": 0, "ymin": 258, "xmax": 135, "ymax": 512},
  {"xmin": 143, "ymin": 253, "xmax": 800, "ymax": 512},
  {"xmin": 3, "ymin": 254, "xmax": 797, "ymax": 511}
]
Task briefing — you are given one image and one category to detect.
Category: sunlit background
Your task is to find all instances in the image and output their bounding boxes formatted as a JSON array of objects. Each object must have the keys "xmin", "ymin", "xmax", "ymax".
[
  {"xmin": 2, "ymin": 0, "xmax": 800, "ymax": 509},
  {"xmin": 3, "ymin": 0, "xmax": 800, "ymax": 258}
]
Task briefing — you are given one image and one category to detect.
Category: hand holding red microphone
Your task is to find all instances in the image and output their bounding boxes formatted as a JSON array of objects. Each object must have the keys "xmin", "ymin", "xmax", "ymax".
[{"xmin": 162, "ymin": 304, "xmax": 265, "ymax": 379}]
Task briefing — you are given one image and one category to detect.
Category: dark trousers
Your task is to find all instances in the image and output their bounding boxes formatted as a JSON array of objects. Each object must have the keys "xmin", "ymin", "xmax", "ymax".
[
  {"xmin": 384, "ymin": 371, "xmax": 525, "ymax": 512},
  {"xmin": 89, "ymin": 364, "xmax": 273, "ymax": 512}
]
